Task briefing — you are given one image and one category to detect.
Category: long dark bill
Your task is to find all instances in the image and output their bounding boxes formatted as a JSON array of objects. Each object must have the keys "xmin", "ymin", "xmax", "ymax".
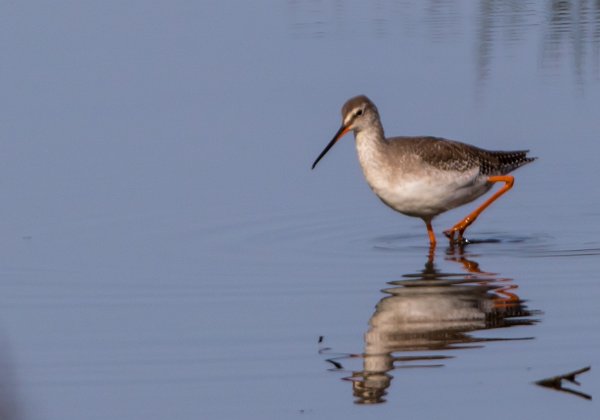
[{"xmin": 311, "ymin": 125, "xmax": 351, "ymax": 170}]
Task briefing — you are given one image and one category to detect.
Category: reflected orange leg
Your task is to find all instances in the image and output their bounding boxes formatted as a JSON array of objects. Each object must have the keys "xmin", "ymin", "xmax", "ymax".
[
  {"xmin": 493, "ymin": 285, "xmax": 520, "ymax": 309},
  {"xmin": 444, "ymin": 175, "xmax": 515, "ymax": 242},
  {"xmin": 457, "ymin": 257, "xmax": 482, "ymax": 274}
]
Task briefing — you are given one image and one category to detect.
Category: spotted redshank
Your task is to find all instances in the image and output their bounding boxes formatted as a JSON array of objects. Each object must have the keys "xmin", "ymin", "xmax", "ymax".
[{"xmin": 311, "ymin": 95, "xmax": 536, "ymax": 247}]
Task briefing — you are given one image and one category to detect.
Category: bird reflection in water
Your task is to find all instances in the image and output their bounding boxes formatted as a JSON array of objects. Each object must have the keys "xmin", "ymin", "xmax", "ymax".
[{"xmin": 321, "ymin": 248, "xmax": 539, "ymax": 405}]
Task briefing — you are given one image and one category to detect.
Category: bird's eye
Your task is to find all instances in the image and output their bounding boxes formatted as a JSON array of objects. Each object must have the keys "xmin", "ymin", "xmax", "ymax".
[{"xmin": 356, "ymin": 109, "xmax": 363, "ymax": 116}]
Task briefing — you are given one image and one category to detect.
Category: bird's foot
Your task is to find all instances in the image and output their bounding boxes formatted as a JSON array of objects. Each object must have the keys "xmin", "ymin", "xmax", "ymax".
[
  {"xmin": 443, "ymin": 228, "xmax": 470, "ymax": 246},
  {"xmin": 454, "ymin": 237, "xmax": 471, "ymax": 246}
]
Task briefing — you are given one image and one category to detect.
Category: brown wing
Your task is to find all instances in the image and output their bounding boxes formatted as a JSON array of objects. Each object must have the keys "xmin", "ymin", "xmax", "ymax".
[{"xmin": 388, "ymin": 136, "xmax": 536, "ymax": 175}]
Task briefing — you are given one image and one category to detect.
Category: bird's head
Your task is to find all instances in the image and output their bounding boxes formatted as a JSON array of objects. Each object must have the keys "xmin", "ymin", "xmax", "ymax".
[{"xmin": 312, "ymin": 95, "xmax": 379, "ymax": 169}]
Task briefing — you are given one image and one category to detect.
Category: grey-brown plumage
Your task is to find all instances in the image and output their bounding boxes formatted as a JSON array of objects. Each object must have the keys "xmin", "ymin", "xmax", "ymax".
[
  {"xmin": 385, "ymin": 136, "xmax": 536, "ymax": 175},
  {"xmin": 312, "ymin": 95, "xmax": 537, "ymax": 246}
]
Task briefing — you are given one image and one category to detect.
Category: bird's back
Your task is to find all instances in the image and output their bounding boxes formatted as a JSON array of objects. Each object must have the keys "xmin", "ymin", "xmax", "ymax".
[{"xmin": 385, "ymin": 136, "xmax": 536, "ymax": 176}]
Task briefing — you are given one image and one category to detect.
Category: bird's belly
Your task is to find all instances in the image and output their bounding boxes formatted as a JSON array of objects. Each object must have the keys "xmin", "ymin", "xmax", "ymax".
[{"xmin": 368, "ymin": 170, "xmax": 490, "ymax": 218}]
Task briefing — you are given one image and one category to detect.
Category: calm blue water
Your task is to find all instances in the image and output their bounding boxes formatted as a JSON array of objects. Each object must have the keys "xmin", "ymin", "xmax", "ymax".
[{"xmin": 0, "ymin": 1, "xmax": 599, "ymax": 419}]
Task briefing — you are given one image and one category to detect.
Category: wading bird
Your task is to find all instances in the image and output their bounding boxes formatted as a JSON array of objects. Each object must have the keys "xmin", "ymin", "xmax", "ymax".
[{"xmin": 311, "ymin": 95, "xmax": 535, "ymax": 247}]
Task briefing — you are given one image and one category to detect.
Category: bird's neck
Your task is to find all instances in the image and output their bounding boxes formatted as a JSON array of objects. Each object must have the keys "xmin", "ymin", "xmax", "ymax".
[{"xmin": 355, "ymin": 123, "xmax": 387, "ymax": 170}]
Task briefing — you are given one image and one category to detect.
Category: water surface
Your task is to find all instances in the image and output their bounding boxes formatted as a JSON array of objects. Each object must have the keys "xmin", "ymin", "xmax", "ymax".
[{"xmin": 1, "ymin": 1, "xmax": 599, "ymax": 419}]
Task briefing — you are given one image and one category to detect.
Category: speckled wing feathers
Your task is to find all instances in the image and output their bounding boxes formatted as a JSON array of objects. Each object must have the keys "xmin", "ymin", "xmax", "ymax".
[{"xmin": 389, "ymin": 136, "xmax": 536, "ymax": 175}]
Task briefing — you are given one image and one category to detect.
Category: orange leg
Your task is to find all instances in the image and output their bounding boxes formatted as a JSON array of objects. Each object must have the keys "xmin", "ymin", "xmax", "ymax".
[
  {"xmin": 444, "ymin": 175, "xmax": 515, "ymax": 243},
  {"xmin": 425, "ymin": 219, "xmax": 437, "ymax": 248}
]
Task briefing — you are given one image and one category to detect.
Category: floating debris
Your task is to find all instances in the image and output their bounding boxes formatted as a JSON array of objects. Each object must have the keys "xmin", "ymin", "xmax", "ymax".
[{"xmin": 535, "ymin": 366, "xmax": 591, "ymax": 400}]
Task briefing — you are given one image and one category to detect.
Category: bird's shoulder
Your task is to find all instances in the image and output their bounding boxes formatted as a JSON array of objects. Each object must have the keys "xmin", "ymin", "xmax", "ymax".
[{"xmin": 386, "ymin": 136, "xmax": 483, "ymax": 171}]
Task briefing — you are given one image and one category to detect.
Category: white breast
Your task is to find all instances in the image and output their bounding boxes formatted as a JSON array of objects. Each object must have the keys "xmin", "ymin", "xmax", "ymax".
[{"xmin": 355, "ymin": 133, "xmax": 491, "ymax": 218}]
